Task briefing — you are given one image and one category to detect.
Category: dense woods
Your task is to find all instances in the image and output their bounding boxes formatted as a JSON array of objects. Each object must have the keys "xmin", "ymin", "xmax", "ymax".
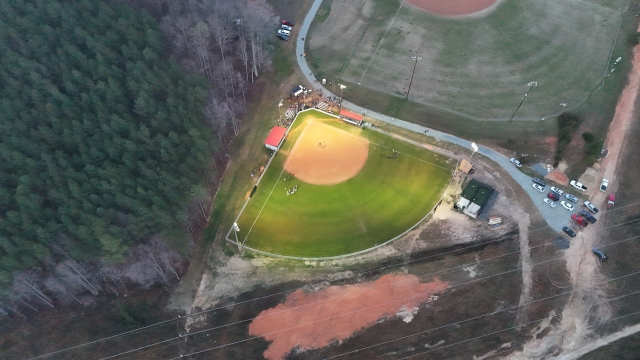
[{"xmin": 0, "ymin": 0, "xmax": 276, "ymax": 311}]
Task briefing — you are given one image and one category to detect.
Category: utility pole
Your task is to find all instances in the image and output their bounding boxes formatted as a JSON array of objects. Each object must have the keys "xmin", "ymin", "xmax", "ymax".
[
  {"xmin": 406, "ymin": 56, "xmax": 422, "ymax": 100},
  {"xmin": 338, "ymin": 84, "xmax": 346, "ymax": 111},
  {"xmin": 508, "ymin": 81, "xmax": 537, "ymax": 121},
  {"xmin": 233, "ymin": 222, "xmax": 241, "ymax": 253}
]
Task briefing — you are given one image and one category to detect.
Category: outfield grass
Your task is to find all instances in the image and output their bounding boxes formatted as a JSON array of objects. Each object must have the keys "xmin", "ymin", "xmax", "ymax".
[
  {"xmin": 235, "ymin": 110, "xmax": 453, "ymax": 258},
  {"xmin": 308, "ymin": 0, "xmax": 628, "ymax": 120}
]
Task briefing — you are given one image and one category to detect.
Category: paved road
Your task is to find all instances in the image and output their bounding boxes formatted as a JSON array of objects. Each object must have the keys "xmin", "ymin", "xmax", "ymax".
[{"xmin": 295, "ymin": 0, "xmax": 568, "ymax": 232}]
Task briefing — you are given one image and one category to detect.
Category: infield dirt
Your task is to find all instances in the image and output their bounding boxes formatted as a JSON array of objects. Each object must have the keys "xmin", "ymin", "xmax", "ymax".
[
  {"xmin": 406, "ymin": 0, "xmax": 498, "ymax": 17},
  {"xmin": 284, "ymin": 121, "xmax": 369, "ymax": 185}
]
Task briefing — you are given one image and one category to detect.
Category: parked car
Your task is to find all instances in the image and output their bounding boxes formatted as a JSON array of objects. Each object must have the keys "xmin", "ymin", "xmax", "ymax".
[
  {"xmin": 592, "ymin": 248, "xmax": 608, "ymax": 261},
  {"xmin": 607, "ymin": 194, "xmax": 616, "ymax": 209},
  {"xmin": 510, "ymin": 158, "xmax": 522, "ymax": 167},
  {"xmin": 584, "ymin": 201, "xmax": 599, "ymax": 214},
  {"xmin": 282, "ymin": 19, "xmax": 294, "ymax": 26},
  {"xmin": 572, "ymin": 213, "xmax": 589, "ymax": 227},
  {"xmin": 550, "ymin": 186, "xmax": 564, "ymax": 196},
  {"xmin": 570, "ymin": 180, "xmax": 587, "ymax": 192},
  {"xmin": 564, "ymin": 193, "xmax": 578, "ymax": 203},
  {"xmin": 532, "ymin": 183, "xmax": 545, "ymax": 192},
  {"xmin": 277, "ymin": 33, "xmax": 288, "ymax": 41},
  {"xmin": 563, "ymin": 226, "xmax": 576, "ymax": 237},
  {"xmin": 281, "ymin": 24, "xmax": 292, "ymax": 31},
  {"xmin": 600, "ymin": 179, "xmax": 609, "ymax": 192},
  {"xmin": 579, "ymin": 209, "xmax": 597, "ymax": 223},
  {"xmin": 547, "ymin": 192, "xmax": 560, "ymax": 201},
  {"xmin": 560, "ymin": 201, "xmax": 574, "ymax": 211},
  {"xmin": 543, "ymin": 198, "xmax": 556, "ymax": 208},
  {"xmin": 278, "ymin": 29, "xmax": 291, "ymax": 36},
  {"xmin": 533, "ymin": 178, "xmax": 547, "ymax": 187}
]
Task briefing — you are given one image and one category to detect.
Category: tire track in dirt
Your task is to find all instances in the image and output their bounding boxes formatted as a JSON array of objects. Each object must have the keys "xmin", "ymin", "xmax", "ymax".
[
  {"xmin": 515, "ymin": 215, "xmax": 532, "ymax": 326},
  {"xmin": 505, "ymin": 21, "xmax": 640, "ymax": 359}
]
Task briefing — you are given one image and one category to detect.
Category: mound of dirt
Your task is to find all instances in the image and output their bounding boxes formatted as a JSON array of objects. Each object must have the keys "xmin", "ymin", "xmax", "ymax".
[
  {"xmin": 546, "ymin": 170, "xmax": 569, "ymax": 185},
  {"xmin": 249, "ymin": 274, "xmax": 449, "ymax": 359}
]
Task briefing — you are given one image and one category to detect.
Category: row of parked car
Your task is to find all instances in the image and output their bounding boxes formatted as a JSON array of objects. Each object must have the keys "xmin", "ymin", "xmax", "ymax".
[
  {"xmin": 531, "ymin": 177, "xmax": 609, "ymax": 261},
  {"xmin": 510, "ymin": 158, "xmax": 609, "ymax": 261},
  {"xmin": 277, "ymin": 19, "xmax": 294, "ymax": 41}
]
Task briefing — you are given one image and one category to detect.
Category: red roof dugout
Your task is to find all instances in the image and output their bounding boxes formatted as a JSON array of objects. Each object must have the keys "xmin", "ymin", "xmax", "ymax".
[
  {"xmin": 339, "ymin": 109, "xmax": 363, "ymax": 126},
  {"xmin": 265, "ymin": 126, "xmax": 287, "ymax": 151}
]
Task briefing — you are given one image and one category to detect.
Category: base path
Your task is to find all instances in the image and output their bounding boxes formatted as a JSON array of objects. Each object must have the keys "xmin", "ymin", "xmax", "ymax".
[{"xmin": 297, "ymin": 0, "xmax": 567, "ymax": 231}]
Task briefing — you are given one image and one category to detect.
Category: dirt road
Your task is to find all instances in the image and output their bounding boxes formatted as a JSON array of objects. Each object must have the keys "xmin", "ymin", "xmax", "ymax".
[{"xmin": 506, "ymin": 22, "xmax": 640, "ymax": 359}]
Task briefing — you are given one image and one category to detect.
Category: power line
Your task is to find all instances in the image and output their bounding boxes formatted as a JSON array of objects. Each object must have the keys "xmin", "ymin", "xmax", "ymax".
[
  {"xmin": 324, "ymin": 271, "xmax": 640, "ymax": 358},
  {"xmin": 165, "ymin": 233, "xmax": 640, "ymax": 359},
  {"xmin": 29, "ymin": 227, "xmax": 545, "ymax": 359},
  {"xmin": 130, "ymin": 271, "xmax": 640, "ymax": 360},
  {"xmin": 398, "ymin": 297, "xmax": 640, "ymax": 360},
  {"xmin": 30, "ymin": 200, "xmax": 640, "ymax": 359}
]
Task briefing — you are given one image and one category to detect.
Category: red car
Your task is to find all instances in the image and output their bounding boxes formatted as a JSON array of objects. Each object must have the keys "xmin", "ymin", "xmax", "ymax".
[
  {"xmin": 547, "ymin": 192, "xmax": 559, "ymax": 201},
  {"xmin": 282, "ymin": 19, "xmax": 294, "ymax": 26},
  {"xmin": 571, "ymin": 214, "xmax": 588, "ymax": 227},
  {"xmin": 607, "ymin": 194, "xmax": 615, "ymax": 209}
]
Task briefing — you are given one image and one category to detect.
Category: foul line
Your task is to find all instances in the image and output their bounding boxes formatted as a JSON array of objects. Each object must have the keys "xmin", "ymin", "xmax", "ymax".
[
  {"xmin": 357, "ymin": 0, "xmax": 406, "ymax": 85},
  {"xmin": 241, "ymin": 122, "xmax": 313, "ymax": 244}
]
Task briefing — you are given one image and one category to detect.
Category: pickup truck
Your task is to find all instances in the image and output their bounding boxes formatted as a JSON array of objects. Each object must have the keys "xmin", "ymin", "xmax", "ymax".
[{"xmin": 570, "ymin": 180, "xmax": 587, "ymax": 192}]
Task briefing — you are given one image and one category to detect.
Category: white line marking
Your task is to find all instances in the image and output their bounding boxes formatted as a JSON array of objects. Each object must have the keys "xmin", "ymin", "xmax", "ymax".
[
  {"xmin": 358, "ymin": 0, "xmax": 407, "ymax": 85},
  {"xmin": 243, "ymin": 122, "xmax": 313, "ymax": 244}
]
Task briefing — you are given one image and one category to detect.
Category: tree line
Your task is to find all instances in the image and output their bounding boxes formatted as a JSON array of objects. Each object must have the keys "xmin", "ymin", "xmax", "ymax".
[{"xmin": 0, "ymin": 0, "xmax": 277, "ymax": 313}]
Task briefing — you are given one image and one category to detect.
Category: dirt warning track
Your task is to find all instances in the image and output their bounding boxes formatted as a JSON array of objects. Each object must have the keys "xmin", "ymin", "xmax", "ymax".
[{"xmin": 284, "ymin": 121, "xmax": 369, "ymax": 185}]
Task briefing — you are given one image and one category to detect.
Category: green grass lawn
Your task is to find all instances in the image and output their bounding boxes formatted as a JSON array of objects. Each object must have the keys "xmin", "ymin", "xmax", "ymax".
[
  {"xmin": 235, "ymin": 110, "xmax": 453, "ymax": 258},
  {"xmin": 308, "ymin": 0, "xmax": 628, "ymax": 120}
]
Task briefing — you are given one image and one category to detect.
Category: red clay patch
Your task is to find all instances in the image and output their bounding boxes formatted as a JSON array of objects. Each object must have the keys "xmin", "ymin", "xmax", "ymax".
[
  {"xmin": 406, "ymin": 0, "xmax": 497, "ymax": 16},
  {"xmin": 249, "ymin": 274, "xmax": 449, "ymax": 359},
  {"xmin": 547, "ymin": 170, "xmax": 569, "ymax": 185}
]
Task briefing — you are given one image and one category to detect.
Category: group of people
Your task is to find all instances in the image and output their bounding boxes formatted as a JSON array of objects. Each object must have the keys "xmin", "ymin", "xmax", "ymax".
[{"xmin": 286, "ymin": 184, "xmax": 299, "ymax": 195}]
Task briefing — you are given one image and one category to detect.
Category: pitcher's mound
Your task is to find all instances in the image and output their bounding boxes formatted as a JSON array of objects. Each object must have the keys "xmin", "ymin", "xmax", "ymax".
[{"xmin": 284, "ymin": 121, "xmax": 369, "ymax": 185}]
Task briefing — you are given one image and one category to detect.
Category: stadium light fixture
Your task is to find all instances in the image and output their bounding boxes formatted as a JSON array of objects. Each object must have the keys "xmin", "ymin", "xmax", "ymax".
[
  {"xmin": 339, "ymin": 84, "xmax": 346, "ymax": 111},
  {"xmin": 233, "ymin": 222, "xmax": 241, "ymax": 252},
  {"xmin": 470, "ymin": 142, "xmax": 478, "ymax": 160}
]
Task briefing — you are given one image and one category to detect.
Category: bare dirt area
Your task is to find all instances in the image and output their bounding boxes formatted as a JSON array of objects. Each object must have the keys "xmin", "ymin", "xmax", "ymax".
[
  {"xmin": 284, "ymin": 120, "xmax": 369, "ymax": 185},
  {"xmin": 504, "ymin": 22, "xmax": 640, "ymax": 360},
  {"xmin": 248, "ymin": 274, "xmax": 449, "ymax": 360},
  {"xmin": 405, "ymin": 0, "xmax": 500, "ymax": 17}
]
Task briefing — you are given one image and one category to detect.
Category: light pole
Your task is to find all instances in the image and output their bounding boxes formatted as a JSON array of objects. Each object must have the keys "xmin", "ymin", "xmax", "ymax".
[
  {"xmin": 406, "ymin": 56, "xmax": 422, "ymax": 100},
  {"xmin": 338, "ymin": 84, "xmax": 346, "ymax": 111},
  {"xmin": 508, "ymin": 81, "xmax": 537, "ymax": 121},
  {"xmin": 233, "ymin": 222, "xmax": 241, "ymax": 252},
  {"xmin": 470, "ymin": 142, "xmax": 478, "ymax": 160}
]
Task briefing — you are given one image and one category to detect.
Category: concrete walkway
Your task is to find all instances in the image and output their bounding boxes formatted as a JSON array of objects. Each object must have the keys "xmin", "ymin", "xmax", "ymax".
[{"xmin": 296, "ymin": 0, "xmax": 567, "ymax": 231}]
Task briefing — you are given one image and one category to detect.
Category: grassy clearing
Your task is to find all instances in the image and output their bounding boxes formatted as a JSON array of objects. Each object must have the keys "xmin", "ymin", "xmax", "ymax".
[
  {"xmin": 308, "ymin": 0, "xmax": 629, "ymax": 120},
  {"xmin": 236, "ymin": 110, "xmax": 453, "ymax": 257}
]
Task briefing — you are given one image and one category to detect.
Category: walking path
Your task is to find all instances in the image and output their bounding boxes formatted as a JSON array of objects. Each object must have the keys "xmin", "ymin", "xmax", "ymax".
[{"xmin": 296, "ymin": 0, "xmax": 565, "ymax": 231}]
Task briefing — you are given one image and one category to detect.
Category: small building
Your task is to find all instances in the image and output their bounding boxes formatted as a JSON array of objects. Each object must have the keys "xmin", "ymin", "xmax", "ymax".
[
  {"xmin": 458, "ymin": 159, "xmax": 473, "ymax": 174},
  {"xmin": 455, "ymin": 179, "xmax": 498, "ymax": 219},
  {"xmin": 339, "ymin": 109, "xmax": 363, "ymax": 126},
  {"xmin": 264, "ymin": 126, "xmax": 287, "ymax": 151}
]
